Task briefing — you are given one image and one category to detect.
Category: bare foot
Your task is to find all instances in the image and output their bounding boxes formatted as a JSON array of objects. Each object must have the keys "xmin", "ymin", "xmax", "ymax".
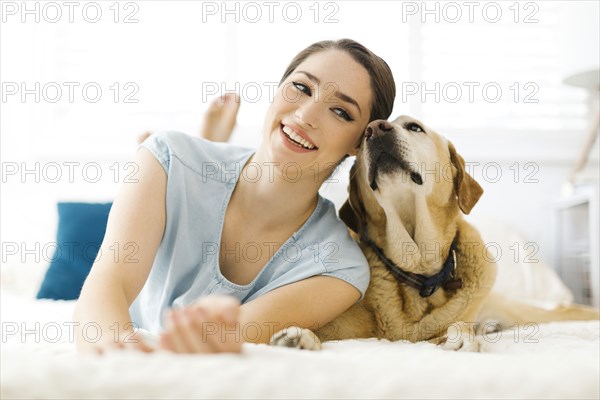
[
  {"xmin": 137, "ymin": 93, "xmax": 239, "ymax": 145},
  {"xmin": 137, "ymin": 131, "xmax": 152, "ymax": 144},
  {"xmin": 200, "ymin": 93, "xmax": 240, "ymax": 142}
]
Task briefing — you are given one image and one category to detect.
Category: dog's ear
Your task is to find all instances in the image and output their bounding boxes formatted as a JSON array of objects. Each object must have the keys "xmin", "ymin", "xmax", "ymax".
[
  {"xmin": 339, "ymin": 200, "xmax": 360, "ymax": 234},
  {"xmin": 448, "ymin": 141, "xmax": 483, "ymax": 215},
  {"xmin": 339, "ymin": 161, "xmax": 364, "ymax": 234}
]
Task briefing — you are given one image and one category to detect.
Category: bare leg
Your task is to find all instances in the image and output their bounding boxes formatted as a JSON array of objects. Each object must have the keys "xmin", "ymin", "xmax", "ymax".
[
  {"xmin": 137, "ymin": 93, "xmax": 240, "ymax": 145},
  {"xmin": 199, "ymin": 93, "xmax": 240, "ymax": 142}
]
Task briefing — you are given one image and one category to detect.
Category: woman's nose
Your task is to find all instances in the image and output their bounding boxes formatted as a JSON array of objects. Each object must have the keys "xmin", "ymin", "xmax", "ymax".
[{"xmin": 294, "ymin": 100, "xmax": 320, "ymax": 129}]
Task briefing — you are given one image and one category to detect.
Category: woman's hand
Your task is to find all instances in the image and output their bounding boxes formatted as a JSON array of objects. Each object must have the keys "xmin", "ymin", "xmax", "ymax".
[
  {"xmin": 90, "ymin": 330, "xmax": 157, "ymax": 355},
  {"xmin": 159, "ymin": 295, "xmax": 243, "ymax": 354}
]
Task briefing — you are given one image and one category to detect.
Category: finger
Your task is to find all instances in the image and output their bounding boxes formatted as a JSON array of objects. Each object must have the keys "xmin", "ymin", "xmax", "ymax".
[
  {"xmin": 127, "ymin": 332, "xmax": 156, "ymax": 353},
  {"xmin": 159, "ymin": 332, "xmax": 175, "ymax": 352},
  {"xmin": 185, "ymin": 308, "xmax": 218, "ymax": 353},
  {"xmin": 192, "ymin": 296, "xmax": 242, "ymax": 353},
  {"xmin": 165, "ymin": 310, "xmax": 189, "ymax": 353},
  {"xmin": 188, "ymin": 306, "xmax": 223, "ymax": 353},
  {"xmin": 222, "ymin": 302, "xmax": 240, "ymax": 326},
  {"xmin": 194, "ymin": 295, "xmax": 240, "ymax": 319},
  {"xmin": 204, "ymin": 329, "xmax": 242, "ymax": 353},
  {"xmin": 194, "ymin": 305, "xmax": 241, "ymax": 353},
  {"xmin": 171, "ymin": 309, "xmax": 206, "ymax": 353},
  {"xmin": 198, "ymin": 298, "xmax": 240, "ymax": 335}
]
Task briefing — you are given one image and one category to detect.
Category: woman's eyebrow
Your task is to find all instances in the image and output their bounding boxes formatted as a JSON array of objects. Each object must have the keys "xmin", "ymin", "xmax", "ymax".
[{"xmin": 296, "ymin": 70, "xmax": 362, "ymax": 116}]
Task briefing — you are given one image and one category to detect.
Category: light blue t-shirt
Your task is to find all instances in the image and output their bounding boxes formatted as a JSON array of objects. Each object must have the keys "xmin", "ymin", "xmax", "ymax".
[{"xmin": 129, "ymin": 131, "xmax": 370, "ymax": 334}]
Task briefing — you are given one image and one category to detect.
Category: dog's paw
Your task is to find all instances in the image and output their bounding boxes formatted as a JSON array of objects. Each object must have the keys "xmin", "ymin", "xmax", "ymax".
[
  {"xmin": 441, "ymin": 336, "xmax": 481, "ymax": 352},
  {"xmin": 269, "ymin": 326, "xmax": 322, "ymax": 350},
  {"xmin": 440, "ymin": 323, "xmax": 481, "ymax": 352},
  {"xmin": 476, "ymin": 319, "xmax": 501, "ymax": 336}
]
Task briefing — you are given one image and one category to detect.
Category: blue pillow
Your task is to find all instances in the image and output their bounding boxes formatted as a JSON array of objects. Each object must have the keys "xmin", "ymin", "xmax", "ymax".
[{"xmin": 36, "ymin": 202, "xmax": 112, "ymax": 300}]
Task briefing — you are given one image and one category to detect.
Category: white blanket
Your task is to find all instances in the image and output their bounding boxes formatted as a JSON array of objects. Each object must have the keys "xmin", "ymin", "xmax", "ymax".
[
  {"xmin": 2, "ymin": 217, "xmax": 598, "ymax": 399},
  {"xmin": 1, "ymin": 290, "xmax": 599, "ymax": 399}
]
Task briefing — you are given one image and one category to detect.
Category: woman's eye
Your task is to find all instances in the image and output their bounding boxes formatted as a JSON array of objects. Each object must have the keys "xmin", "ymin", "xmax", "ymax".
[
  {"xmin": 333, "ymin": 108, "xmax": 354, "ymax": 122},
  {"xmin": 292, "ymin": 82, "xmax": 311, "ymax": 95},
  {"xmin": 405, "ymin": 122, "xmax": 424, "ymax": 133}
]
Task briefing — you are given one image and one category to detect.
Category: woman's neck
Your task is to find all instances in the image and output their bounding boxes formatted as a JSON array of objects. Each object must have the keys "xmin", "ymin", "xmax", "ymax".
[{"xmin": 232, "ymin": 151, "xmax": 323, "ymax": 232}]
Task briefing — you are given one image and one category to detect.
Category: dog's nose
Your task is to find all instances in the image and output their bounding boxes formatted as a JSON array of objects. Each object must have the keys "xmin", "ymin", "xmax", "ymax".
[{"xmin": 365, "ymin": 120, "xmax": 394, "ymax": 140}]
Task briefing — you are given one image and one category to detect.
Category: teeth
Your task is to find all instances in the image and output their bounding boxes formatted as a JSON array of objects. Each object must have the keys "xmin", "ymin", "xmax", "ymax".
[{"xmin": 282, "ymin": 125, "xmax": 315, "ymax": 149}]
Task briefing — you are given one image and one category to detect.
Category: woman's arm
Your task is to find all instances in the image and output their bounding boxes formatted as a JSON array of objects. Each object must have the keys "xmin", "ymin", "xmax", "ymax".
[
  {"xmin": 239, "ymin": 276, "xmax": 361, "ymax": 344},
  {"xmin": 158, "ymin": 276, "xmax": 360, "ymax": 352},
  {"xmin": 73, "ymin": 147, "xmax": 166, "ymax": 353}
]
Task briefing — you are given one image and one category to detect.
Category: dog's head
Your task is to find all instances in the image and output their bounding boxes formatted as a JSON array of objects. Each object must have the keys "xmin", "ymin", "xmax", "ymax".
[{"xmin": 340, "ymin": 115, "xmax": 483, "ymax": 236}]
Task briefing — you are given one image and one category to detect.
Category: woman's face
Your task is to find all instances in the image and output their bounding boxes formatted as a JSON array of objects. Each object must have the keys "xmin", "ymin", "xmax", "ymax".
[{"xmin": 261, "ymin": 49, "xmax": 373, "ymax": 177}]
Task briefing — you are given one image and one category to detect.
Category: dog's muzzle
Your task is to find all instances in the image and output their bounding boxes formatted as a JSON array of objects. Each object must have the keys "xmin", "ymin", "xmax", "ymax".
[{"xmin": 364, "ymin": 120, "xmax": 423, "ymax": 190}]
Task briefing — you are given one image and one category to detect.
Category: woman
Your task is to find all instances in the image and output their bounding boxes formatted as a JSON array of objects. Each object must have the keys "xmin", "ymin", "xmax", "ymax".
[{"xmin": 74, "ymin": 39, "xmax": 396, "ymax": 354}]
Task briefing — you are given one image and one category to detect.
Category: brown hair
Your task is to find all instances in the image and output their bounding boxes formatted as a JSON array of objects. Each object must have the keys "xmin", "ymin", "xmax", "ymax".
[{"xmin": 279, "ymin": 39, "xmax": 396, "ymax": 123}]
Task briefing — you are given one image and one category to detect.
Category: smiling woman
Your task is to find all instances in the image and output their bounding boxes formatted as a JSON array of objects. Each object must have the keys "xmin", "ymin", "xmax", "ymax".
[{"xmin": 73, "ymin": 39, "xmax": 396, "ymax": 354}]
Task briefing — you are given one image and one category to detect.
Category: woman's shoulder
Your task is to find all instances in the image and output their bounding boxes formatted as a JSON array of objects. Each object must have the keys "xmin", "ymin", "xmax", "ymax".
[
  {"xmin": 300, "ymin": 197, "xmax": 367, "ymax": 265},
  {"xmin": 309, "ymin": 197, "xmax": 354, "ymax": 235},
  {"xmin": 288, "ymin": 196, "xmax": 370, "ymax": 300},
  {"xmin": 139, "ymin": 131, "xmax": 254, "ymax": 178}
]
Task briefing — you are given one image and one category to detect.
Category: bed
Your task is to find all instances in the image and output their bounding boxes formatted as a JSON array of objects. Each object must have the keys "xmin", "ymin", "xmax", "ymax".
[{"xmin": 1, "ymin": 219, "xmax": 599, "ymax": 399}]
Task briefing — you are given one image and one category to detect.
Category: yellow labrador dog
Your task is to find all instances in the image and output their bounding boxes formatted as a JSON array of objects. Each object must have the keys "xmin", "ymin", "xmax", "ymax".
[{"xmin": 271, "ymin": 115, "xmax": 599, "ymax": 352}]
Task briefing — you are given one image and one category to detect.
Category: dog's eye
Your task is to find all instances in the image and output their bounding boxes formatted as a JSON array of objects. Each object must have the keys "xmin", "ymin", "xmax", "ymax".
[{"xmin": 405, "ymin": 123, "xmax": 424, "ymax": 133}]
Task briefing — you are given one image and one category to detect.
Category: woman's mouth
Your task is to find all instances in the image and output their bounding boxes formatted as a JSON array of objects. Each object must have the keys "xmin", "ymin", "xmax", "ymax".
[{"xmin": 280, "ymin": 124, "xmax": 318, "ymax": 151}]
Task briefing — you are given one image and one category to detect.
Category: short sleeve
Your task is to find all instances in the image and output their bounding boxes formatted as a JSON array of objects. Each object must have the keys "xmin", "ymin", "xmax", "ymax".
[
  {"xmin": 317, "ymin": 240, "xmax": 371, "ymax": 303},
  {"xmin": 298, "ymin": 198, "xmax": 371, "ymax": 302},
  {"xmin": 137, "ymin": 131, "xmax": 254, "ymax": 180},
  {"xmin": 138, "ymin": 132, "xmax": 174, "ymax": 173}
]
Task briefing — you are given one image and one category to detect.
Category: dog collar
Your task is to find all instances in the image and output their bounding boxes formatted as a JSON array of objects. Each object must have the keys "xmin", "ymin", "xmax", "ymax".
[{"xmin": 361, "ymin": 229, "xmax": 463, "ymax": 298}]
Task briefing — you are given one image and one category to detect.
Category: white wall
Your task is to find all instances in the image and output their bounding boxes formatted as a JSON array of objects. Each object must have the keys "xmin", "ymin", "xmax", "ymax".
[{"xmin": 1, "ymin": 1, "xmax": 598, "ymax": 277}]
